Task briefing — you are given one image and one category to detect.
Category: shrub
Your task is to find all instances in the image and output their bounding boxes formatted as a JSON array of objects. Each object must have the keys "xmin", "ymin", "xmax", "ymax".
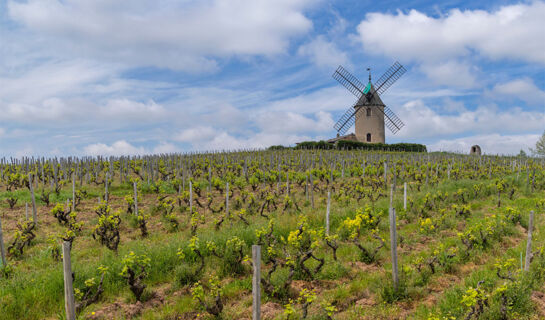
[
  {"xmin": 92, "ymin": 210, "xmax": 121, "ymax": 252},
  {"xmin": 191, "ymin": 275, "xmax": 223, "ymax": 317},
  {"xmin": 120, "ymin": 252, "xmax": 150, "ymax": 301},
  {"xmin": 220, "ymin": 236, "xmax": 247, "ymax": 276},
  {"xmin": 75, "ymin": 266, "xmax": 108, "ymax": 313},
  {"xmin": 7, "ymin": 220, "xmax": 36, "ymax": 257},
  {"xmin": 51, "ymin": 203, "xmax": 72, "ymax": 225}
]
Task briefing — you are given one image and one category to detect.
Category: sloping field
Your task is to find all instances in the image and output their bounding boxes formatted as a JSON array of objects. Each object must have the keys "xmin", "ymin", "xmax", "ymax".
[{"xmin": 0, "ymin": 150, "xmax": 543, "ymax": 319}]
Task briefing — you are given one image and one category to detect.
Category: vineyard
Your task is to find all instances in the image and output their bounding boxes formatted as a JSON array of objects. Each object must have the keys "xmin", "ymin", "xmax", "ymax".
[{"xmin": 0, "ymin": 150, "xmax": 544, "ymax": 320}]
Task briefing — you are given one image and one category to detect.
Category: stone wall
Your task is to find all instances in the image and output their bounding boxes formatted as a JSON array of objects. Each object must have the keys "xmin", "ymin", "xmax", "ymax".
[{"xmin": 355, "ymin": 105, "xmax": 385, "ymax": 144}]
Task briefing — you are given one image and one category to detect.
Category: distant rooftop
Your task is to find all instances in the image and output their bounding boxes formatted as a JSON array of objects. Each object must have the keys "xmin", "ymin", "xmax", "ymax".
[{"xmin": 326, "ymin": 133, "xmax": 357, "ymax": 143}]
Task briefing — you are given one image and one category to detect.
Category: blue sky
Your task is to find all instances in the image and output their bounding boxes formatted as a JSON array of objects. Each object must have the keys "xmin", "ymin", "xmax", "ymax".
[{"xmin": 0, "ymin": 0, "xmax": 543, "ymax": 157}]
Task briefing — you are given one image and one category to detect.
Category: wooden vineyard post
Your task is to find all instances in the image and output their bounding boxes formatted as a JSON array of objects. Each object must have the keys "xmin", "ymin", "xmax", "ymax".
[
  {"xmin": 390, "ymin": 184, "xmax": 394, "ymax": 208},
  {"xmin": 53, "ymin": 163, "xmax": 58, "ymax": 194},
  {"xmin": 276, "ymin": 166, "xmax": 280, "ymax": 192},
  {"xmin": 305, "ymin": 175, "xmax": 309, "ymax": 202},
  {"xmin": 28, "ymin": 173, "xmax": 37, "ymax": 226},
  {"xmin": 384, "ymin": 162, "xmax": 388, "ymax": 190},
  {"xmin": 286, "ymin": 173, "xmax": 290, "ymax": 195},
  {"xmin": 105, "ymin": 173, "xmax": 109, "ymax": 203},
  {"xmin": 226, "ymin": 182, "xmax": 229, "ymax": 218},
  {"xmin": 403, "ymin": 182, "xmax": 407, "ymax": 211},
  {"xmin": 425, "ymin": 166, "xmax": 429, "ymax": 186},
  {"xmin": 208, "ymin": 166, "xmax": 212, "ymax": 194},
  {"xmin": 525, "ymin": 210, "xmax": 534, "ymax": 271},
  {"xmin": 133, "ymin": 181, "xmax": 139, "ymax": 216},
  {"xmin": 71, "ymin": 173, "xmax": 76, "ymax": 212},
  {"xmin": 62, "ymin": 241, "xmax": 76, "ymax": 320},
  {"xmin": 389, "ymin": 207, "xmax": 399, "ymax": 289},
  {"xmin": 0, "ymin": 215, "xmax": 7, "ymax": 268},
  {"xmin": 252, "ymin": 245, "xmax": 261, "ymax": 320},
  {"xmin": 526, "ymin": 168, "xmax": 530, "ymax": 191},
  {"xmin": 189, "ymin": 180, "xmax": 193, "ymax": 213},
  {"xmin": 531, "ymin": 169, "xmax": 535, "ymax": 193},
  {"xmin": 326, "ymin": 190, "xmax": 331, "ymax": 235},
  {"xmin": 244, "ymin": 159, "xmax": 248, "ymax": 180},
  {"xmin": 392, "ymin": 165, "xmax": 397, "ymax": 191},
  {"xmin": 310, "ymin": 174, "xmax": 314, "ymax": 209},
  {"xmin": 182, "ymin": 170, "xmax": 186, "ymax": 192}
]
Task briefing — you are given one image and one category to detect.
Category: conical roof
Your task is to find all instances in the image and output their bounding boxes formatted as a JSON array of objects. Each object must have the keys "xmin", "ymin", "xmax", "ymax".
[{"xmin": 355, "ymin": 82, "xmax": 384, "ymax": 108}]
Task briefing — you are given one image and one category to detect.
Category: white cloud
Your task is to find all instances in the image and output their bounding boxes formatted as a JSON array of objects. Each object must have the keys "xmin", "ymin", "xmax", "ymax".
[
  {"xmin": 419, "ymin": 60, "xmax": 477, "ymax": 88},
  {"xmin": 83, "ymin": 140, "xmax": 147, "ymax": 156},
  {"xmin": 193, "ymin": 131, "xmax": 310, "ymax": 151},
  {"xmin": 82, "ymin": 140, "xmax": 182, "ymax": 156},
  {"xmin": 202, "ymin": 105, "xmax": 250, "ymax": 132},
  {"xmin": 490, "ymin": 77, "xmax": 545, "ymax": 105},
  {"xmin": 327, "ymin": 11, "xmax": 348, "ymax": 37},
  {"xmin": 356, "ymin": 2, "xmax": 545, "ymax": 88},
  {"xmin": 1, "ymin": 98, "xmax": 82, "ymax": 123},
  {"xmin": 256, "ymin": 110, "xmax": 334, "ymax": 133},
  {"xmin": 171, "ymin": 99, "xmax": 338, "ymax": 151},
  {"xmin": 0, "ymin": 59, "xmax": 176, "ymax": 124},
  {"xmin": 265, "ymin": 86, "xmax": 354, "ymax": 113},
  {"xmin": 0, "ymin": 60, "xmax": 113, "ymax": 104},
  {"xmin": 298, "ymin": 36, "xmax": 349, "ymax": 68},
  {"xmin": 0, "ymin": 96, "xmax": 169, "ymax": 124},
  {"xmin": 441, "ymin": 97, "xmax": 467, "ymax": 113},
  {"xmin": 392, "ymin": 99, "xmax": 545, "ymax": 140},
  {"xmin": 8, "ymin": 0, "xmax": 315, "ymax": 72},
  {"xmin": 1, "ymin": 2, "xmax": 542, "ymax": 158},
  {"xmin": 100, "ymin": 99, "xmax": 167, "ymax": 121},
  {"xmin": 173, "ymin": 118, "xmax": 324, "ymax": 151},
  {"xmin": 174, "ymin": 126, "xmax": 219, "ymax": 143},
  {"xmin": 200, "ymin": 132, "xmax": 255, "ymax": 151},
  {"xmin": 357, "ymin": 2, "xmax": 545, "ymax": 64},
  {"xmin": 14, "ymin": 146, "xmax": 35, "ymax": 158},
  {"xmin": 152, "ymin": 142, "xmax": 180, "ymax": 154},
  {"xmin": 428, "ymin": 133, "xmax": 540, "ymax": 155}
]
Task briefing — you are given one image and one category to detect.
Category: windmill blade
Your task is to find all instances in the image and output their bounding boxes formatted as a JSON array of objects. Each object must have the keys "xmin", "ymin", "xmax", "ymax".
[
  {"xmin": 333, "ymin": 105, "xmax": 357, "ymax": 135},
  {"xmin": 371, "ymin": 105, "xmax": 405, "ymax": 134},
  {"xmin": 374, "ymin": 61, "xmax": 406, "ymax": 96},
  {"xmin": 332, "ymin": 65, "xmax": 366, "ymax": 98},
  {"xmin": 333, "ymin": 101, "xmax": 365, "ymax": 135},
  {"xmin": 383, "ymin": 106, "xmax": 405, "ymax": 134}
]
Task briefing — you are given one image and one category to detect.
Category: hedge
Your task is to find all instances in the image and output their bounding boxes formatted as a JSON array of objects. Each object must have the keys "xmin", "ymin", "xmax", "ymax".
[{"xmin": 282, "ymin": 140, "xmax": 427, "ymax": 152}]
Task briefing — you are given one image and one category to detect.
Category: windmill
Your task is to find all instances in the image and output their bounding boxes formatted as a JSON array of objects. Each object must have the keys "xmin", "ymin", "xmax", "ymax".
[{"xmin": 332, "ymin": 61, "xmax": 406, "ymax": 144}]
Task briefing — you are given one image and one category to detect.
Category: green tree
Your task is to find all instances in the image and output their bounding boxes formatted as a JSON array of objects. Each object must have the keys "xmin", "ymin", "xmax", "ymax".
[{"xmin": 531, "ymin": 130, "xmax": 545, "ymax": 157}]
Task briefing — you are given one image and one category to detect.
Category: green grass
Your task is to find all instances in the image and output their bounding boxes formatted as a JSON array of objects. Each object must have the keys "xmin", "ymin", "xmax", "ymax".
[{"xmin": 0, "ymin": 152, "xmax": 543, "ymax": 319}]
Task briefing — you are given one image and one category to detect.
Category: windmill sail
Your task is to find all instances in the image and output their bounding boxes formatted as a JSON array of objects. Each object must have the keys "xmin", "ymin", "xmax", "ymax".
[
  {"xmin": 332, "ymin": 66, "xmax": 367, "ymax": 98},
  {"xmin": 383, "ymin": 106, "xmax": 404, "ymax": 133},
  {"xmin": 332, "ymin": 61, "xmax": 406, "ymax": 136},
  {"xmin": 334, "ymin": 101, "xmax": 361, "ymax": 134},
  {"xmin": 374, "ymin": 62, "xmax": 406, "ymax": 95},
  {"xmin": 371, "ymin": 105, "xmax": 405, "ymax": 134}
]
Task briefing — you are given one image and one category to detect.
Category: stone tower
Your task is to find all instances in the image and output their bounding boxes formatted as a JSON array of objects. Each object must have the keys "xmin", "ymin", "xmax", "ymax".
[
  {"xmin": 470, "ymin": 145, "xmax": 482, "ymax": 155},
  {"xmin": 354, "ymin": 83, "xmax": 385, "ymax": 144}
]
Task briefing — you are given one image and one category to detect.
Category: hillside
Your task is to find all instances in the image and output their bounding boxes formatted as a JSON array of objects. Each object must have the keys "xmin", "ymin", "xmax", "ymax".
[{"xmin": 0, "ymin": 150, "xmax": 543, "ymax": 320}]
